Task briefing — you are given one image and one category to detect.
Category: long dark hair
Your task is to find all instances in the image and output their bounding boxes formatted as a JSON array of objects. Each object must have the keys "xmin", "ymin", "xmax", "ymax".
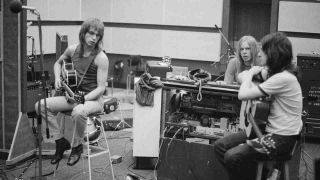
[
  {"xmin": 79, "ymin": 18, "xmax": 104, "ymax": 57},
  {"xmin": 261, "ymin": 32, "xmax": 300, "ymax": 81}
]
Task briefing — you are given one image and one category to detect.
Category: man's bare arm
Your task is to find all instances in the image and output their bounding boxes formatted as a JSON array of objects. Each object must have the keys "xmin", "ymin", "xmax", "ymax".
[
  {"xmin": 84, "ymin": 51, "xmax": 109, "ymax": 101},
  {"xmin": 53, "ymin": 45, "xmax": 77, "ymax": 89}
]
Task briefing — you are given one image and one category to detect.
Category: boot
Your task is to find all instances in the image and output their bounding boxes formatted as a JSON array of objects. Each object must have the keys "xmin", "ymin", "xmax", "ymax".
[
  {"xmin": 51, "ymin": 137, "xmax": 71, "ymax": 164},
  {"xmin": 67, "ymin": 144, "xmax": 83, "ymax": 166}
]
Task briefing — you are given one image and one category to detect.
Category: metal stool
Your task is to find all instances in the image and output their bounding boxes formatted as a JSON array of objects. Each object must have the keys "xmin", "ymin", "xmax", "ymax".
[
  {"xmin": 83, "ymin": 112, "xmax": 115, "ymax": 180},
  {"xmin": 256, "ymin": 141, "xmax": 298, "ymax": 180},
  {"xmin": 52, "ymin": 111, "xmax": 115, "ymax": 180}
]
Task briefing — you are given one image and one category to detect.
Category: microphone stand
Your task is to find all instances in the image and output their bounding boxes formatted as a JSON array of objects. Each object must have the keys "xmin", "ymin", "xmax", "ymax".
[
  {"xmin": 30, "ymin": 9, "xmax": 49, "ymax": 180},
  {"xmin": 214, "ymin": 24, "xmax": 236, "ymax": 64}
]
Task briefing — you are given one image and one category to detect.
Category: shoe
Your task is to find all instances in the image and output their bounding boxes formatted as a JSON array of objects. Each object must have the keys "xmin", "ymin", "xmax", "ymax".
[
  {"xmin": 67, "ymin": 144, "xmax": 83, "ymax": 166},
  {"xmin": 51, "ymin": 138, "xmax": 71, "ymax": 164}
]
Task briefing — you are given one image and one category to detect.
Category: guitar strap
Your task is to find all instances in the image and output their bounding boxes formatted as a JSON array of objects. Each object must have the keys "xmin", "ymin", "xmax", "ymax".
[{"xmin": 76, "ymin": 55, "xmax": 95, "ymax": 89}]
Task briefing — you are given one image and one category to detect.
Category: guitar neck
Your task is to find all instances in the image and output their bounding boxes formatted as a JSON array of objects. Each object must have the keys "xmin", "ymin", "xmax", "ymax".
[
  {"xmin": 248, "ymin": 114, "xmax": 264, "ymax": 138},
  {"xmin": 61, "ymin": 81, "xmax": 74, "ymax": 97}
]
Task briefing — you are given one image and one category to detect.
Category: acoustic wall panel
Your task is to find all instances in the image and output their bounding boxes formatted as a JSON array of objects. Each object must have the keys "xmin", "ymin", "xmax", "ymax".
[
  {"xmin": 162, "ymin": 31, "xmax": 221, "ymax": 61},
  {"xmin": 108, "ymin": 27, "xmax": 221, "ymax": 61},
  {"xmin": 111, "ymin": 0, "xmax": 163, "ymax": 24},
  {"xmin": 82, "ymin": 0, "xmax": 112, "ymax": 21},
  {"xmin": 27, "ymin": 0, "xmax": 49, "ymax": 21},
  {"xmin": 164, "ymin": 0, "xmax": 223, "ymax": 27},
  {"xmin": 26, "ymin": 0, "xmax": 225, "ymax": 61},
  {"xmin": 289, "ymin": 37, "xmax": 320, "ymax": 62},
  {"xmin": 278, "ymin": 1, "xmax": 320, "ymax": 34},
  {"xmin": 47, "ymin": 0, "xmax": 80, "ymax": 20},
  {"xmin": 27, "ymin": 26, "xmax": 80, "ymax": 55},
  {"xmin": 28, "ymin": 0, "xmax": 81, "ymax": 21},
  {"xmin": 109, "ymin": 27, "xmax": 162, "ymax": 57}
]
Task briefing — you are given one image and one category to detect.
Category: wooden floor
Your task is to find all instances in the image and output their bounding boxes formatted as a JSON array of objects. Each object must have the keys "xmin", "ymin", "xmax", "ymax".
[{"xmin": 1, "ymin": 88, "xmax": 320, "ymax": 180}]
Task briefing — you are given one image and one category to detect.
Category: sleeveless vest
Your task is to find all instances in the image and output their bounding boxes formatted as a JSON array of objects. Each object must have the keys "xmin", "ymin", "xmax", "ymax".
[{"xmin": 71, "ymin": 45, "xmax": 98, "ymax": 93}]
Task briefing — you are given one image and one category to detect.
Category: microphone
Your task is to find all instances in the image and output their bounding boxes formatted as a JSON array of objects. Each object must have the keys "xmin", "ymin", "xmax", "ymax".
[{"xmin": 10, "ymin": 0, "xmax": 36, "ymax": 13}]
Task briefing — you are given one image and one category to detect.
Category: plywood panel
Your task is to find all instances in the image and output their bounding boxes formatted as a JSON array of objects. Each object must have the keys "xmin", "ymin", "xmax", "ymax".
[
  {"xmin": 164, "ymin": 0, "xmax": 223, "ymax": 27},
  {"xmin": 289, "ymin": 37, "xmax": 320, "ymax": 62},
  {"xmin": 278, "ymin": 1, "xmax": 320, "ymax": 34},
  {"xmin": 82, "ymin": 0, "xmax": 112, "ymax": 21},
  {"xmin": 162, "ymin": 31, "xmax": 221, "ymax": 61},
  {"xmin": 111, "ymin": 0, "xmax": 163, "ymax": 24},
  {"xmin": 109, "ymin": 27, "xmax": 162, "ymax": 57}
]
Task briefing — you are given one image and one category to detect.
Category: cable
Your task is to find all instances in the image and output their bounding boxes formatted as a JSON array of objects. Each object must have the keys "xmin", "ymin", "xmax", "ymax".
[
  {"xmin": 212, "ymin": 73, "xmax": 225, "ymax": 82},
  {"xmin": 126, "ymin": 161, "xmax": 147, "ymax": 180},
  {"xmin": 163, "ymin": 128, "xmax": 183, "ymax": 180},
  {"xmin": 196, "ymin": 80, "xmax": 203, "ymax": 101},
  {"xmin": 153, "ymin": 136, "xmax": 166, "ymax": 180}
]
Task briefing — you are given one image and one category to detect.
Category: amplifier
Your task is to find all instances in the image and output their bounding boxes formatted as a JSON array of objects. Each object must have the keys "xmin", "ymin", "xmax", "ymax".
[
  {"xmin": 297, "ymin": 53, "xmax": 320, "ymax": 115},
  {"xmin": 304, "ymin": 115, "xmax": 320, "ymax": 137},
  {"xmin": 26, "ymin": 82, "xmax": 41, "ymax": 113},
  {"xmin": 146, "ymin": 61, "xmax": 172, "ymax": 79}
]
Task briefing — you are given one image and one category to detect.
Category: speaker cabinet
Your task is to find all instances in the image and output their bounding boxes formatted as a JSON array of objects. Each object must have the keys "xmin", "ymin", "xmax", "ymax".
[
  {"xmin": 297, "ymin": 53, "xmax": 320, "ymax": 138},
  {"xmin": 157, "ymin": 138, "xmax": 228, "ymax": 180}
]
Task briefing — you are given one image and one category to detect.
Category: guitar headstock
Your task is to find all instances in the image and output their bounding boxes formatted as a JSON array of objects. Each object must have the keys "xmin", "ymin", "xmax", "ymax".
[
  {"xmin": 260, "ymin": 134, "xmax": 276, "ymax": 155},
  {"xmin": 74, "ymin": 92, "xmax": 85, "ymax": 104}
]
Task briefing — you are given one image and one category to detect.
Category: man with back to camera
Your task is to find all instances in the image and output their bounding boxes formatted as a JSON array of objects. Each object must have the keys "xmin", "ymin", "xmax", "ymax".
[{"xmin": 35, "ymin": 18, "xmax": 109, "ymax": 166}]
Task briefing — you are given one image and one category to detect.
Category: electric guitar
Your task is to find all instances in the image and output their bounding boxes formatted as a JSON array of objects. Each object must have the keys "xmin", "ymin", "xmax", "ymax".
[
  {"xmin": 242, "ymin": 98, "xmax": 276, "ymax": 154},
  {"xmin": 60, "ymin": 80, "xmax": 85, "ymax": 104},
  {"xmin": 60, "ymin": 59, "xmax": 85, "ymax": 104}
]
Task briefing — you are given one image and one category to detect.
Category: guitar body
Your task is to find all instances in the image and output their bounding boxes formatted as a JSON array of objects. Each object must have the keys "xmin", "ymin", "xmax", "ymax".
[
  {"xmin": 60, "ymin": 59, "xmax": 85, "ymax": 104},
  {"xmin": 62, "ymin": 59, "xmax": 77, "ymax": 90},
  {"xmin": 243, "ymin": 99, "xmax": 270, "ymax": 137},
  {"xmin": 240, "ymin": 97, "xmax": 276, "ymax": 154}
]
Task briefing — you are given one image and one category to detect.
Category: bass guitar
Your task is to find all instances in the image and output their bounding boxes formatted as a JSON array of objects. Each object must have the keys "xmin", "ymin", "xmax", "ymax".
[{"xmin": 242, "ymin": 98, "xmax": 276, "ymax": 155}]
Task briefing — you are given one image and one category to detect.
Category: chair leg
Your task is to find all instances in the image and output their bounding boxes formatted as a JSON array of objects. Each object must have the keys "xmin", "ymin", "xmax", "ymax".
[
  {"xmin": 98, "ymin": 118, "xmax": 115, "ymax": 180},
  {"xmin": 256, "ymin": 162, "xmax": 264, "ymax": 180},
  {"xmin": 86, "ymin": 117, "xmax": 92, "ymax": 180},
  {"xmin": 284, "ymin": 162, "xmax": 289, "ymax": 180},
  {"xmin": 126, "ymin": 74, "xmax": 132, "ymax": 95}
]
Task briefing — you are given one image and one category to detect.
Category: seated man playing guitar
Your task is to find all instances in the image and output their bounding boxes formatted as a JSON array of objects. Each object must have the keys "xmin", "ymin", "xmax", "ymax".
[
  {"xmin": 35, "ymin": 18, "xmax": 109, "ymax": 166},
  {"xmin": 214, "ymin": 32, "xmax": 302, "ymax": 180}
]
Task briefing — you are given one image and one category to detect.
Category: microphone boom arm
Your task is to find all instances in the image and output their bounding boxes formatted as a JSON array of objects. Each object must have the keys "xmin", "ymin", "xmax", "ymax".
[{"xmin": 215, "ymin": 24, "xmax": 235, "ymax": 56}]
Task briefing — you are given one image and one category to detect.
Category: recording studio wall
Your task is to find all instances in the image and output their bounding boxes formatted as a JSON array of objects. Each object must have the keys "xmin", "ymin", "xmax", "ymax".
[
  {"xmin": 278, "ymin": 1, "xmax": 320, "ymax": 62},
  {"xmin": 26, "ymin": 0, "xmax": 223, "ymax": 62},
  {"xmin": 26, "ymin": 0, "xmax": 226, "ymax": 76}
]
